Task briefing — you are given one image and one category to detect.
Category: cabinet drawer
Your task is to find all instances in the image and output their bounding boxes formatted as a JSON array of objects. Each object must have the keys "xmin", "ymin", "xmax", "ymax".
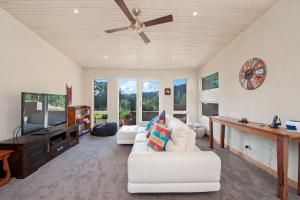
[{"xmin": 50, "ymin": 142, "xmax": 68, "ymax": 159}]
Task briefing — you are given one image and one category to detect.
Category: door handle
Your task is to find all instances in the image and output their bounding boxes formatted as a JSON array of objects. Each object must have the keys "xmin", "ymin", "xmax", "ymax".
[{"xmin": 57, "ymin": 146, "xmax": 64, "ymax": 151}]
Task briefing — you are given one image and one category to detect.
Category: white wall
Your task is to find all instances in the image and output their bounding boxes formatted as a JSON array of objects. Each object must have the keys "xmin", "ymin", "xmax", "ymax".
[
  {"xmin": 83, "ymin": 68, "xmax": 199, "ymax": 125},
  {"xmin": 0, "ymin": 8, "xmax": 83, "ymax": 141},
  {"xmin": 198, "ymin": 0, "xmax": 300, "ymax": 181}
]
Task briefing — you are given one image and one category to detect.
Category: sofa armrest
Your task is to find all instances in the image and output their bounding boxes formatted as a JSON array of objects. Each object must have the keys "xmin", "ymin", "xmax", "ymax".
[{"xmin": 128, "ymin": 151, "xmax": 221, "ymax": 184}]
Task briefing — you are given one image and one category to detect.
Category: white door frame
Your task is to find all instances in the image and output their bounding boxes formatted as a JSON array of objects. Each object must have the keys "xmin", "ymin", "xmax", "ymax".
[
  {"xmin": 139, "ymin": 78, "xmax": 161, "ymax": 123},
  {"xmin": 118, "ymin": 77, "xmax": 138, "ymax": 125}
]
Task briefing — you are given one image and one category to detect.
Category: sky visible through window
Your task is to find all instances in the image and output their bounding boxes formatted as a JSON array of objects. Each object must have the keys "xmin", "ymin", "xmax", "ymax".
[
  {"xmin": 174, "ymin": 79, "xmax": 186, "ymax": 86},
  {"xmin": 142, "ymin": 81, "xmax": 159, "ymax": 93},
  {"xmin": 120, "ymin": 79, "xmax": 136, "ymax": 94}
]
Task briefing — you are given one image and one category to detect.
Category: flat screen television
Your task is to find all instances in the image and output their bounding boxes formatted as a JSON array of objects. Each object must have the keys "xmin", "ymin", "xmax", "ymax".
[{"xmin": 21, "ymin": 92, "xmax": 67, "ymax": 135}]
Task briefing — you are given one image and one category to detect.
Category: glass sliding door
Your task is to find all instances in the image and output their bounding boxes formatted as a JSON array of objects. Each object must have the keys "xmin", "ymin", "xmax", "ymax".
[
  {"xmin": 119, "ymin": 79, "xmax": 137, "ymax": 126},
  {"xmin": 142, "ymin": 80, "xmax": 159, "ymax": 121}
]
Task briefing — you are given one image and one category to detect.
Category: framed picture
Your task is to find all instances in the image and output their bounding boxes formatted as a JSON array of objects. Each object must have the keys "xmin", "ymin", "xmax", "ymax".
[{"xmin": 165, "ymin": 88, "xmax": 171, "ymax": 95}]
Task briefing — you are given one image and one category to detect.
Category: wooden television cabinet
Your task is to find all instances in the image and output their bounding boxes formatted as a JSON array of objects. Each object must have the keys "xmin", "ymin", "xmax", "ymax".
[{"xmin": 0, "ymin": 124, "xmax": 79, "ymax": 179}]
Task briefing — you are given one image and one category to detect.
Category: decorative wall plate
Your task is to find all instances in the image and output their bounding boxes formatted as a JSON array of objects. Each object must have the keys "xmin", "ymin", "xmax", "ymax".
[{"xmin": 239, "ymin": 58, "xmax": 267, "ymax": 90}]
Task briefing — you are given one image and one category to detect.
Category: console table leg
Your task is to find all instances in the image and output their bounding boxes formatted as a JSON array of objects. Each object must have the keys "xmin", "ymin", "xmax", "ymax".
[
  {"xmin": 277, "ymin": 136, "xmax": 289, "ymax": 200},
  {"xmin": 0, "ymin": 155, "xmax": 11, "ymax": 186},
  {"xmin": 220, "ymin": 124, "xmax": 225, "ymax": 148},
  {"xmin": 298, "ymin": 143, "xmax": 300, "ymax": 196},
  {"xmin": 209, "ymin": 118, "xmax": 214, "ymax": 149}
]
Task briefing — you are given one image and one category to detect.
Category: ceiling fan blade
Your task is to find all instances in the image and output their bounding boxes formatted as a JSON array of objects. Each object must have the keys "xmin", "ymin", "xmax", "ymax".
[
  {"xmin": 105, "ymin": 26, "xmax": 129, "ymax": 33},
  {"xmin": 138, "ymin": 32, "xmax": 150, "ymax": 44},
  {"xmin": 144, "ymin": 15, "xmax": 173, "ymax": 27},
  {"xmin": 114, "ymin": 0, "xmax": 135, "ymax": 22}
]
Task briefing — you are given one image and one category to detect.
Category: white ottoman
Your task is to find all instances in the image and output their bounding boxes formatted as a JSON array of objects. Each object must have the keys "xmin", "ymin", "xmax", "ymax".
[
  {"xmin": 187, "ymin": 122, "xmax": 206, "ymax": 138},
  {"xmin": 196, "ymin": 127, "xmax": 206, "ymax": 138}
]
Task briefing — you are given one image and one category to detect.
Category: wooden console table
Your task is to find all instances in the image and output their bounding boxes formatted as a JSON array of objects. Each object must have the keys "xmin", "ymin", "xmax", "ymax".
[
  {"xmin": 209, "ymin": 116, "xmax": 300, "ymax": 200},
  {"xmin": 0, "ymin": 150, "xmax": 14, "ymax": 186}
]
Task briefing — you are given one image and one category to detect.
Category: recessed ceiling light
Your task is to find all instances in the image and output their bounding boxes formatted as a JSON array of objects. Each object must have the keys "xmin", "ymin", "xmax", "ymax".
[
  {"xmin": 104, "ymin": 55, "xmax": 108, "ymax": 59},
  {"xmin": 193, "ymin": 11, "xmax": 198, "ymax": 16},
  {"xmin": 172, "ymin": 56, "xmax": 176, "ymax": 60},
  {"xmin": 73, "ymin": 9, "xmax": 79, "ymax": 14}
]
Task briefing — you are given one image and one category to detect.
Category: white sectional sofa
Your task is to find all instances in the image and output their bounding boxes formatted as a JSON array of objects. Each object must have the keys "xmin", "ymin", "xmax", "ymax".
[
  {"xmin": 117, "ymin": 125, "xmax": 146, "ymax": 144},
  {"xmin": 127, "ymin": 116, "xmax": 221, "ymax": 193}
]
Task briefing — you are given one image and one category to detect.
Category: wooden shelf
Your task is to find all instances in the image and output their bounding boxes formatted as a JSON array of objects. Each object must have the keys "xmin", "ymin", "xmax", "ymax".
[{"xmin": 68, "ymin": 105, "xmax": 91, "ymax": 136}]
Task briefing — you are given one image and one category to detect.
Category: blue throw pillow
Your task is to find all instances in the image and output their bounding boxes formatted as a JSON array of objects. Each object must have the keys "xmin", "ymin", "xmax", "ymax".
[{"xmin": 146, "ymin": 116, "xmax": 158, "ymax": 131}]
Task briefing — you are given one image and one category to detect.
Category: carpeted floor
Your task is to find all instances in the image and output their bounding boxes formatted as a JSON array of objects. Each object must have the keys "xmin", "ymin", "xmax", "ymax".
[{"xmin": 0, "ymin": 134, "xmax": 299, "ymax": 200}]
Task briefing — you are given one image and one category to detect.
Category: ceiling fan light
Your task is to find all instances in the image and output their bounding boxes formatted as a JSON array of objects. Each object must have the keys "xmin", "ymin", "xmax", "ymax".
[{"xmin": 132, "ymin": 8, "xmax": 141, "ymax": 16}]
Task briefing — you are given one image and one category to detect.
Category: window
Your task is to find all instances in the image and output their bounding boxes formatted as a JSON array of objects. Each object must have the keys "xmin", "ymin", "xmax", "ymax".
[
  {"xmin": 202, "ymin": 103, "xmax": 219, "ymax": 116},
  {"xmin": 174, "ymin": 79, "xmax": 187, "ymax": 111},
  {"xmin": 142, "ymin": 80, "xmax": 159, "ymax": 121},
  {"xmin": 94, "ymin": 79, "xmax": 108, "ymax": 125},
  {"xmin": 94, "ymin": 79, "xmax": 108, "ymax": 111},
  {"xmin": 173, "ymin": 79, "xmax": 187, "ymax": 123},
  {"xmin": 119, "ymin": 79, "xmax": 137, "ymax": 126},
  {"xmin": 202, "ymin": 72, "xmax": 219, "ymax": 91}
]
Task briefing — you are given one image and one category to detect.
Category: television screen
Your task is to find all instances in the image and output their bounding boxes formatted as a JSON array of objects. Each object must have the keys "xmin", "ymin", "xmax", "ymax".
[
  {"xmin": 47, "ymin": 94, "xmax": 67, "ymax": 127},
  {"xmin": 202, "ymin": 103, "xmax": 219, "ymax": 116},
  {"xmin": 21, "ymin": 93, "xmax": 67, "ymax": 135},
  {"xmin": 22, "ymin": 93, "xmax": 46, "ymax": 134}
]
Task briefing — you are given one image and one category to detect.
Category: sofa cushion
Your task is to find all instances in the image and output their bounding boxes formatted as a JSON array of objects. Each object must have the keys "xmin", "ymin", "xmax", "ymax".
[
  {"xmin": 138, "ymin": 127, "xmax": 147, "ymax": 133},
  {"xmin": 131, "ymin": 142, "xmax": 149, "ymax": 153},
  {"xmin": 117, "ymin": 125, "xmax": 139, "ymax": 144},
  {"xmin": 147, "ymin": 123, "xmax": 172, "ymax": 151},
  {"xmin": 134, "ymin": 132, "xmax": 147, "ymax": 143},
  {"xmin": 165, "ymin": 116, "xmax": 196, "ymax": 151},
  {"xmin": 128, "ymin": 150, "xmax": 221, "ymax": 184},
  {"xmin": 165, "ymin": 139, "xmax": 185, "ymax": 152}
]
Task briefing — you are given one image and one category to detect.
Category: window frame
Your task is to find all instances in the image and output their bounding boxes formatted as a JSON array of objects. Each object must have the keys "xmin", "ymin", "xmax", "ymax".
[{"xmin": 118, "ymin": 78, "xmax": 138, "ymax": 125}]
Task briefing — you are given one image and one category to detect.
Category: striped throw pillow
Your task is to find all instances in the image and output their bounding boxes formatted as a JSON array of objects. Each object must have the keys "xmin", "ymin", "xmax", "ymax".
[{"xmin": 147, "ymin": 122, "xmax": 172, "ymax": 151}]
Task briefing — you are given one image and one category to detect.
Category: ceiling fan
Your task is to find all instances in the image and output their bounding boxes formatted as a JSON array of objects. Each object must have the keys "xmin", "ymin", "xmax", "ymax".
[{"xmin": 105, "ymin": 0, "xmax": 173, "ymax": 44}]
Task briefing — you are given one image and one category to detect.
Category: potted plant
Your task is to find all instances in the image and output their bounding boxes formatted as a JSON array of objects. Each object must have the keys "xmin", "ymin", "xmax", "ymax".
[
  {"xmin": 120, "ymin": 110, "xmax": 131, "ymax": 125},
  {"xmin": 94, "ymin": 114, "xmax": 108, "ymax": 125}
]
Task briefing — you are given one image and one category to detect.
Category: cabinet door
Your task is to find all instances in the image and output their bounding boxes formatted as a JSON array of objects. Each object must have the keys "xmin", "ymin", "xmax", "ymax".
[{"xmin": 25, "ymin": 140, "xmax": 49, "ymax": 172}]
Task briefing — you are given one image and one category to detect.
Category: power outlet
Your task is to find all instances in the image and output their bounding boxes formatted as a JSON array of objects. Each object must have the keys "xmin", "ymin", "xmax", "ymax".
[{"xmin": 245, "ymin": 144, "xmax": 252, "ymax": 150}]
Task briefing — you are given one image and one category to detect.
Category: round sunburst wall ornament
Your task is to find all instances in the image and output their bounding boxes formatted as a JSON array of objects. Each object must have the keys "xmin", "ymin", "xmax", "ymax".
[{"xmin": 239, "ymin": 58, "xmax": 267, "ymax": 90}]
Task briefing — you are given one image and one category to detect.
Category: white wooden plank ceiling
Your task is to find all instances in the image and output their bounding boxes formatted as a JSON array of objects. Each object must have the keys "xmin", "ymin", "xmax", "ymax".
[{"xmin": 0, "ymin": 0, "xmax": 279, "ymax": 69}]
